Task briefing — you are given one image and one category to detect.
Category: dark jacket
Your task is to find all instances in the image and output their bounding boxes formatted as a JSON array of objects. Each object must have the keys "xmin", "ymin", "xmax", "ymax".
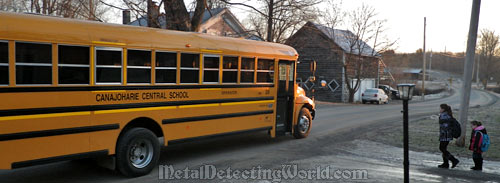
[
  {"xmin": 439, "ymin": 112, "xmax": 454, "ymax": 142},
  {"xmin": 469, "ymin": 126, "xmax": 487, "ymax": 153}
]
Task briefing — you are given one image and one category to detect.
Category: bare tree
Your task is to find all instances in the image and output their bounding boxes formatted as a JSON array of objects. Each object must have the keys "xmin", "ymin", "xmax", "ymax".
[
  {"xmin": 338, "ymin": 4, "xmax": 396, "ymax": 102},
  {"xmin": 477, "ymin": 29, "xmax": 500, "ymax": 89},
  {"xmin": 0, "ymin": 0, "xmax": 25, "ymax": 12},
  {"xmin": 163, "ymin": 0, "xmax": 205, "ymax": 31},
  {"xmin": 321, "ymin": 0, "xmax": 343, "ymax": 30},
  {"xmin": 207, "ymin": 0, "xmax": 227, "ymax": 9},
  {"xmin": 146, "ymin": 0, "xmax": 160, "ymax": 28},
  {"xmin": 102, "ymin": 0, "xmax": 208, "ymax": 31},
  {"xmin": 106, "ymin": 0, "xmax": 156, "ymax": 27},
  {"xmin": 0, "ymin": 0, "xmax": 109, "ymax": 21},
  {"xmin": 221, "ymin": 0, "xmax": 322, "ymax": 42}
]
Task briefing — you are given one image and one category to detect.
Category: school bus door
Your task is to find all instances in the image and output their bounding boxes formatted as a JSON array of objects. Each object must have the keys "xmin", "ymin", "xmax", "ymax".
[{"xmin": 276, "ymin": 61, "xmax": 294, "ymax": 135}]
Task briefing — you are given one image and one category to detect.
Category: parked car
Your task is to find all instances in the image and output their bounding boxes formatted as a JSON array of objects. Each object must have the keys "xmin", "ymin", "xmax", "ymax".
[
  {"xmin": 362, "ymin": 88, "xmax": 389, "ymax": 104},
  {"xmin": 378, "ymin": 85, "xmax": 400, "ymax": 99}
]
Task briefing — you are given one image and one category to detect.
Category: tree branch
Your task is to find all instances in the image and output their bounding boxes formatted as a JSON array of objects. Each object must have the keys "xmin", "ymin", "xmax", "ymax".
[
  {"xmin": 219, "ymin": 0, "xmax": 267, "ymax": 17},
  {"xmin": 99, "ymin": 0, "xmax": 127, "ymax": 11}
]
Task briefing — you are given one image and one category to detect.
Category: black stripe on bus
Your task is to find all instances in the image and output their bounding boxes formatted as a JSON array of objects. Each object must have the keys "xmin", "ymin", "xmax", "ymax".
[
  {"xmin": 0, "ymin": 84, "xmax": 274, "ymax": 93},
  {"xmin": 168, "ymin": 126, "xmax": 273, "ymax": 145},
  {"xmin": 162, "ymin": 110, "xmax": 274, "ymax": 124},
  {"xmin": 0, "ymin": 96, "xmax": 274, "ymax": 117},
  {"xmin": 12, "ymin": 150, "xmax": 109, "ymax": 169},
  {"xmin": 0, "ymin": 124, "xmax": 119, "ymax": 142}
]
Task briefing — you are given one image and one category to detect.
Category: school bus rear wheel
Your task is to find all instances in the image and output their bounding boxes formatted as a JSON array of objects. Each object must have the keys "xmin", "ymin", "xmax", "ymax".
[{"xmin": 116, "ymin": 127, "xmax": 160, "ymax": 177}]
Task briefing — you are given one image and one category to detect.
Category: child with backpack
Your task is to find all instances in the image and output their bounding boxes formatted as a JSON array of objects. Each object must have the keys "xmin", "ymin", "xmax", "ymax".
[
  {"xmin": 469, "ymin": 121, "xmax": 489, "ymax": 171},
  {"xmin": 438, "ymin": 104, "xmax": 460, "ymax": 168}
]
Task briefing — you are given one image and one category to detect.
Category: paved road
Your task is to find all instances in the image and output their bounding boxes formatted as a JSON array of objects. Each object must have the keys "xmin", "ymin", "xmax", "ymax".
[
  {"xmin": 0, "ymin": 81, "xmax": 497, "ymax": 182},
  {"xmin": 313, "ymin": 82, "xmax": 496, "ymax": 138}
]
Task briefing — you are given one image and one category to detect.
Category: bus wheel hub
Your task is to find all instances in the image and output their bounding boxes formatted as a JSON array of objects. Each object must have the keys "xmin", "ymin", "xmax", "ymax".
[{"xmin": 299, "ymin": 116, "xmax": 310, "ymax": 133}]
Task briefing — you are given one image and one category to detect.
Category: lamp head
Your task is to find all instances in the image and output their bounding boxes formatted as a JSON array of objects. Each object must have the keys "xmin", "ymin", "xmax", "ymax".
[{"xmin": 397, "ymin": 84, "xmax": 415, "ymax": 100}]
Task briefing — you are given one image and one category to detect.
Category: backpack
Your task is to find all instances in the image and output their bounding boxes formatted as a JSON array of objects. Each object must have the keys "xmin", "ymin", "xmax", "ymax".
[
  {"xmin": 449, "ymin": 118, "xmax": 461, "ymax": 138},
  {"xmin": 478, "ymin": 131, "xmax": 490, "ymax": 152}
]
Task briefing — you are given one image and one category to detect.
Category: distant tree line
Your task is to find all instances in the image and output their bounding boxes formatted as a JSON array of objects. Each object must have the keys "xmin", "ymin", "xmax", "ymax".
[{"xmin": 382, "ymin": 29, "xmax": 500, "ymax": 88}]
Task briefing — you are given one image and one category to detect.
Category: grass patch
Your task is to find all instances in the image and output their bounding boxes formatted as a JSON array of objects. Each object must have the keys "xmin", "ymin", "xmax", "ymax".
[{"xmin": 367, "ymin": 105, "xmax": 500, "ymax": 161}]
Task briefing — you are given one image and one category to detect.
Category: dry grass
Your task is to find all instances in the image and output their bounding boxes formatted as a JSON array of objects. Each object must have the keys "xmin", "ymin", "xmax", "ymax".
[{"xmin": 367, "ymin": 104, "xmax": 500, "ymax": 161}]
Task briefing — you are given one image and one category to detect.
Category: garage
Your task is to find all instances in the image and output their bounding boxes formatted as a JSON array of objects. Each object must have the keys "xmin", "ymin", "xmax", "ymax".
[{"xmin": 352, "ymin": 78, "xmax": 376, "ymax": 102}]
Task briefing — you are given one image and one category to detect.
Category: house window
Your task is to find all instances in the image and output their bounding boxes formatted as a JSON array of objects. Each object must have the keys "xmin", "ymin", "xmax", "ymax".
[
  {"xmin": 257, "ymin": 58, "xmax": 274, "ymax": 83},
  {"xmin": 15, "ymin": 42, "xmax": 52, "ymax": 85},
  {"xmin": 180, "ymin": 53, "xmax": 199, "ymax": 84},
  {"xmin": 95, "ymin": 47, "xmax": 122, "ymax": 84},
  {"xmin": 203, "ymin": 55, "xmax": 219, "ymax": 83},
  {"xmin": 240, "ymin": 57, "xmax": 255, "ymax": 83},
  {"xmin": 127, "ymin": 50, "xmax": 151, "ymax": 84},
  {"xmin": 58, "ymin": 45, "xmax": 90, "ymax": 85},
  {"xmin": 156, "ymin": 51, "xmax": 177, "ymax": 84},
  {"xmin": 0, "ymin": 41, "xmax": 8, "ymax": 85},
  {"xmin": 222, "ymin": 56, "xmax": 237, "ymax": 83}
]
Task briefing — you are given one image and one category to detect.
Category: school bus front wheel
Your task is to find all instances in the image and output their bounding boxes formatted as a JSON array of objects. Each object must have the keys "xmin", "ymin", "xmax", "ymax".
[
  {"xmin": 116, "ymin": 127, "xmax": 161, "ymax": 177},
  {"xmin": 293, "ymin": 108, "xmax": 312, "ymax": 139}
]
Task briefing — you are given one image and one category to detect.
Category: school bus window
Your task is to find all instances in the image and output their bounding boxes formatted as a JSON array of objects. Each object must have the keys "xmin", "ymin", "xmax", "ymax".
[
  {"xmin": 240, "ymin": 57, "xmax": 255, "ymax": 83},
  {"xmin": 0, "ymin": 42, "xmax": 7, "ymax": 63},
  {"xmin": 0, "ymin": 41, "xmax": 8, "ymax": 85},
  {"xmin": 222, "ymin": 56, "xmax": 237, "ymax": 83},
  {"xmin": 156, "ymin": 51, "xmax": 176, "ymax": 84},
  {"xmin": 279, "ymin": 64, "xmax": 287, "ymax": 81},
  {"xmin": 257, "ymin": 58, "xmax": 274, "ymax": 83},
  {"xmin": 127, "ymin": 50, "xmax": 151, "ymax": 84},
  {"xmin": 15, "ymin": 42, "xmax": 52, "ymax": 85},
  {"xmin": 180, "ymin": 53, "xmax": 199, "ymax": 83},
  {"xmin": 95, "ymin": 47, "xmax": 122, "ymax": 84},
  {"xmin": 278, "ymin": 60, "xmax": 294, "ymax": 81},
  {"xmin": 58, "ymin": 45, "xmax": 90, "ymax": 85},
  {"xmin": 203, "ymin": 55, "xmax": 219, "ymax": 83}
]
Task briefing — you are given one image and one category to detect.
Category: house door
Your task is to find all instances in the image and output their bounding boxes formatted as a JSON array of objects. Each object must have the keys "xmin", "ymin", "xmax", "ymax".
[{"xmin": 276, "ymin": 61, "xmax": 295, "ymax": 135}]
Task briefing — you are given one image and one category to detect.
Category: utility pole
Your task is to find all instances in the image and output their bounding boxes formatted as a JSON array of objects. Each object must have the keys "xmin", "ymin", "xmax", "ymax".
[
  {"xmin": 477, "ymin": 55, "xmax": 480, "ymax": 88},
  {"xmin": 457, "ymin": 0, "xmax": 481, "ymax": 147},
  {"xmin": 422, "ymin": 17, "xmax": 426, "ymax": 101},
  {"xmin": 429, "ymin": 51, "xmax": 432, "ymax": 81}
]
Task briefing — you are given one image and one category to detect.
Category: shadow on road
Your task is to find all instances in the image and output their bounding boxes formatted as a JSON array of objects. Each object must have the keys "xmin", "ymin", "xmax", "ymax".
[{"xmin": 0, "ymin": 131, "xmax": 295, "ymax": 183}]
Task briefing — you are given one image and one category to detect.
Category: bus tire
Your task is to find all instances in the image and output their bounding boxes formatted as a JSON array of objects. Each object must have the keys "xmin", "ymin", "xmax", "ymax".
[
  {"xmin": 116, "ymin": 127, "xmax": 160, "ymax": 177},
  {"xmin": 293, "ymin": 108, "xmax": 312, "ymax": 139}
]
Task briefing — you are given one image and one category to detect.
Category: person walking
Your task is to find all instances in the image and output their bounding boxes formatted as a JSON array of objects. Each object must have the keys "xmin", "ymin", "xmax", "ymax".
[
  {"xmin": 438, "ymin": 104, "xmax": 460, "ymax": 168},
  {"xmin": 469, "ymin": 121, "xmax": 487, "ymax": 171}
]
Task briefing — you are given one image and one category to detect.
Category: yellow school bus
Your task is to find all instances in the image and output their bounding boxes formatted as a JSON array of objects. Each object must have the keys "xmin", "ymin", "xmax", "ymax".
[{"xmin": 0, "ymin": 11, "xmax": 315, "ymax": 177}]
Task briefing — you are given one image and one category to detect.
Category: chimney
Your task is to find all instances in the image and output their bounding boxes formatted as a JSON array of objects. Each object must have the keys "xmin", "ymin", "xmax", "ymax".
[{"xmin": 122, "ymin": 10, "xmax": 131, "ymax": 25}]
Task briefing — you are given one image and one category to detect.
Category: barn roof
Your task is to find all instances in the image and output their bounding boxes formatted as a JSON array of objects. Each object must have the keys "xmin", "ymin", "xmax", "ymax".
[{"xmin": 309, "ymin": 22, "xmax": 381, "ymax": 57}]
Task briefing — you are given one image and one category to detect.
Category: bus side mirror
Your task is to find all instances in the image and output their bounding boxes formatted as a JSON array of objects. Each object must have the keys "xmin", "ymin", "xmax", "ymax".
[{"xmin": 310, "ymin": 60, "xmax": 317, "ymax": 73}]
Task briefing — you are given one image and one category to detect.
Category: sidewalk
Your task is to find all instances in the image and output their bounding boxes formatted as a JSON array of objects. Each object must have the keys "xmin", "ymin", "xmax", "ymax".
[{"xmin": 338, "ymin": 140, "xmax": 500, "ymax": 182}]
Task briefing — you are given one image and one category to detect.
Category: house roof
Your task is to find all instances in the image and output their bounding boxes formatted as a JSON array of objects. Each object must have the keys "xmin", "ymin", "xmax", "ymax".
[
  {"xmin": 309, "ymin": 22, "xmax": 381, "ymax": 57},
  {"xmin": 129, "ymin": 8, "xmax": 226, "ymax": 28},
  {"xmin": 403, "ymin": 69, "xmax": 422, "ymax": 74},
  {"xmin": 129, "ymin": 8, "xmax": 247, "ymax": 35},
  {"xmin": 190, "ymin": 8, "xmax": 226, "ymax": 24}
]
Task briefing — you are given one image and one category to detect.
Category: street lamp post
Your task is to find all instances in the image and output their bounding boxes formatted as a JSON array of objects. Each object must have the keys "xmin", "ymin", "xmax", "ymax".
[{"xmin": 397, "ymin": 84, "xmax": 415, "ymax": 183}]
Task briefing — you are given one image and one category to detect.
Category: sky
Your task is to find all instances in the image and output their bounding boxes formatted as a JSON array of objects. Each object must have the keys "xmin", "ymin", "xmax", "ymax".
[
  {"xmin": 104, "ymin": 0, "xmax": 500, "ymax": 53},
  {"xmin": 333, "ymin": 0, "xmax": 500, "ymax": 53}
]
